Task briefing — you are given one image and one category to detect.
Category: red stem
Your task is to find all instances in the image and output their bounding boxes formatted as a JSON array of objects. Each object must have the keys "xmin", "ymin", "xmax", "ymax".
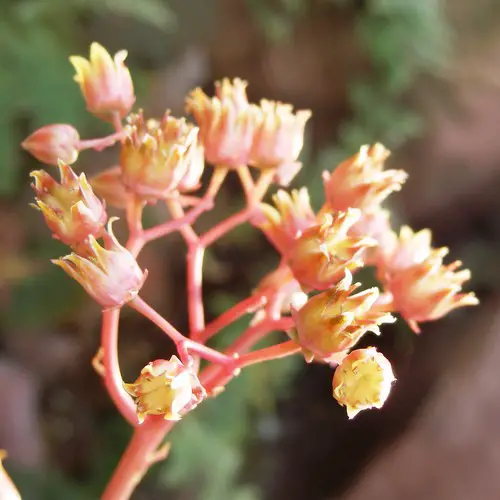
[
  {"xmin": 78, "ymin": 131, "xmax": 124, "ymax": 152},
  {"xmin": 199, "ymin": 207, "xmax": 254, "ymax": 247},
  {"xmin": 198, "ymin": 293, "xmax": 268, "ymax": 343},
  {"xmin": 101, "ymin": 308, "xmax": 138, "ymax": 426},
  {"xmin": 102, "ymin": 418, "xmax": 172, "ymax": 500},
  {"xmin": 129, "ymin": 296, "xmax": 233, "ymax": 367},
  {"xmin": 236, "ymin": 340, "xmax": 301, "ymax": 368}
]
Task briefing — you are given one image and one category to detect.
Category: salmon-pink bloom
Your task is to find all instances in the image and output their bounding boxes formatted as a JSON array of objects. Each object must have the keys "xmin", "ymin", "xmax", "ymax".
[
  {"xmin": 120, "ymin": 111, "xmax": 204, "ymax": 200},
  {"xmin": 287, "ymin": 210, "xmax": 376, "ymax": 290},
  {"xmin": 22, "ymin": 124, "xmax": 80, "ymax": 166},
  {"xmin": 186, "ymin": 78, "xmax": 257, "ymax": 168},
  {"xmin": 249, "ymin": 99, "xmax": 311, "ymax": 185},
  {"xmin": 258, "ymin": 188, "xmax": 316, "ymax": 253},
  {"xmin": 69, "ymin": 42, "xmax": 135, "ymax": 121},
  {"xmin": 332, "ymin": 347, "xmax": 396, "ymax": 419},
  {"xmin": 124, "ymin": 356, "xmax": 206, "ymax": 423},
  {"xmin": 322, "ymin": 143, "xmax": 407, "ymax": 212},
  {"xmin": 90, "ymin": 165, "xmax": 130, "ymax": 209},
  {"xmin": 291, "ymin": 270, "xmax": 395, "ymax": 362},
  {"xmin": 52, "ymin": 219, "xmax": 146, "ymax": 309},
  {"xmin": 31, "ymin": 162, "xmax": 107, "ymax": 245}
]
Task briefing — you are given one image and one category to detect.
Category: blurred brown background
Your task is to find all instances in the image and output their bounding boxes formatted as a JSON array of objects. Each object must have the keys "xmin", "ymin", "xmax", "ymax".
[{"xmin": 0, "ymin": 0, "xmax": 498, "ymax": 499}]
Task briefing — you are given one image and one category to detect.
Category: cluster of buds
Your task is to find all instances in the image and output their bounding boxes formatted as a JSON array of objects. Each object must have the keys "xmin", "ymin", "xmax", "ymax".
[{"xmin": 20, "ymin": 38, "xmax": 479, "ymax": 433}]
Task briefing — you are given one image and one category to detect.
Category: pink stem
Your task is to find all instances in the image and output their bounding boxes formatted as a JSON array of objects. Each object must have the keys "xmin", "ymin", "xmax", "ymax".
[
  {"xmin": 142, "ymin": 197, "xmax": 213, "ymax": 244},
  {"xmin": 78, "ymin": 131, "xmax": 124, "ymax": 152},
  {"xmin": 187, "ymin": 245, "xmax": 205, "ymax": 335},
  {"xmin": 199, "ymin": 207, "xmax": 254, "ymax": 247},
  {"xmin": 198, "ymin": 293, "xmax": 268, "ymax": 343},
  {"xmin": 236, "ymin": 340, "xmax": 301, "ymax": 368},
  {"xmin": 102, "ymin": 418, "xmax": 173, "ymax": 500},
  {"xmin": 129, "ymin": 296, "xmax": 233, "ymax": 367},
  {"xmin": 101, "ymin": 308, "xmax": 138, "ymax": 426}
]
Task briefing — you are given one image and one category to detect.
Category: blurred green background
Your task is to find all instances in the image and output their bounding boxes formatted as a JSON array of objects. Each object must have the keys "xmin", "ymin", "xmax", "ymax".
[{"xmin": 1, "ymin": 1, "xmax": 498, "ymax": 499}]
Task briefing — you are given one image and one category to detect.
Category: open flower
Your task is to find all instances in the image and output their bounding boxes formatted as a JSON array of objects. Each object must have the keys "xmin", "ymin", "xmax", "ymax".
[
  {"xmin": 186, "ymin": 78, "xmax": 256, "ymax": 168},
  {"xmin": 258, "ymin": 188, "xmax": 316, "ymax": 253},
  {"xmin": 249, "ymin": 99, "xmax": 311, "ymax": 185},
  {"xmin": 124, "ymin": 356, "xmax": 206, "ymax": 423},
  {"xmin": 52, "ymin": 219, "xmax": 147, "ymax": 308},
  {"xmin": 322, "ymin": 143, "xmax": 407, "ymax": 212},
  {"xmin": 120, "ymin": 111, "xmax": 204, "ymax": 199},
  {"xmin": 291, "ymin": 270, "xmax": 395, "ymax": 361},
  {"xmin": 69, "ymin": 42, "xmax": 135, "ymax": 121},
  {"xmin": 22, "ymin": 124, "xmax": 80, "ymax": 166},
  {"xmin": 387, "ymin": 247, "xmax": 479, "ymax": 332},
  {"xmin": 332, "ymin": 347, "xmax": 396, "ymax": 419},
  {"xmin": 31, "ymin": 161, "xmax": 107, "ymax": 245},
  {"xmin": 287, "ymin": 209, "xmax": 376, "ymax": 290},
  {"xmin": 90, "ymin": 165, "xmax": 130, "ymax": 209}
]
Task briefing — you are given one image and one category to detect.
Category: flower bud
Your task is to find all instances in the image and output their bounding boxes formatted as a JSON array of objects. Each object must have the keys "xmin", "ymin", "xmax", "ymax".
[
  {"xmin": 259, "ymin": 188, "xmax": 316, "ymax": 253},
  {"xmin": 52, "ymin": 219, "xmax": 146, "ymax": 308},
  {"xmin": 120, "ymin": 111, "xmax": 204, "ymax": 199},
  {"xmin": 291, "ymin": 270, "xmax": 395, "ymax": 361},
  {"xmin": 0, "ymin": 451, "xmax": 21, "ymax": 500},
  {"xmin": 322, "ymin": 143, "xmax": 407, "ymax": 212},
  {"xmin": 69, "ymin": 42, "xmax": 135, "ymax": 121},
  {"xmin": 332, "ymin": 347, "xmax": 396, "ymax": 419},
  {"xmin": 124, "ymin": 356, "xmax": 206, "ymax": 423},
  {"xmin": 90, "ymin": 166, "xmax": 130, "ymax": 209},
  {"xmin": 387, "ymin": 247, "xmax": 479, "ymax": 332},
  {"xmin": 22, "ymin": 124, "xmax": 80, "ymax": 166},
  {"xmin": 249, "ymin": 99, "xmax": 311, "ymax": 185},
  {"xmin": 186, "ymin": 78, "xmax": 256, "ymax": 168},
  {"xmin": 31, "ymin": 161, "xmax": 107, "ymax": 245},
  {"xmin": 287, "ymin": 210, "xmax": 376, "ymax": 290}
]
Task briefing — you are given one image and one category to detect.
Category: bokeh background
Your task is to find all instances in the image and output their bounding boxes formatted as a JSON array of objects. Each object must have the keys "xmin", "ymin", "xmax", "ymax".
[{"xmin": 0, "ymin": 0, "xmax": 498, "ymax": 498}]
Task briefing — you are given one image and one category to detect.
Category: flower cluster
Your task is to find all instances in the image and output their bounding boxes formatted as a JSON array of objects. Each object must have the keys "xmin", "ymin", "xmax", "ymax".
[{"xmin": 18, "ymin": 40, "xmax": 479, "ymax": 500}]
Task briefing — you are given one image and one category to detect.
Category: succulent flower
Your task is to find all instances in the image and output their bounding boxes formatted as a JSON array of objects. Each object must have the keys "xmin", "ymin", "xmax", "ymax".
[
  {"xmin": 322, "ymin": 143, "xmax": 407, "ymax": 212},
  {"xmin": 120, "ymin": 111, "xmax": 204, "ymax": 199},
  {"xmin": 332, "ymin": 347, "xmax": 396, "ymax": 419},
  {"xmin": 186, "ymin": 78, "xmax": 256, "ymax": 168},
  {"xmin": 258, "ymin": 188, "xmax": 316, "ymax": 253},
  {"xmin": 291, "ymin": 270, "xmax": 395, "ymax": 361},
  {"xmin": 124, "ymin": 356, "xmax": 206, "ymax": 423},
  {"xmin": 52, "ymin": 219, "xmax": 147, "ymax": 308},
  {"xmin": 287, "ymin": 210, "xmax": 376, "ymax": 290},
  {"xmin": 31, "ymin": 161, "xmax": 107, "ymax": 245},
  {"xmin": 386, "ymin": 247, "xmax": 479, "ymax": 332},
  {"xmin": 22, "ymin": 124, "xmax": 80, "ymax": 166},
  {"xmin": 69, "ymin": 42, "xmax": 135, "ymax": 121},
  {"xmin": 249, "ymin": 99, "xmax": 311, "ymax": 185}
]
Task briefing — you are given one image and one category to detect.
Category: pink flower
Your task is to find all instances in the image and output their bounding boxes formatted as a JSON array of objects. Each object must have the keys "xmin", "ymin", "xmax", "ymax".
[
  {"xmin": 52, "ymin": 219, "xmax": 147, "ymax": 308},
  {"xmin": 69, "ymin": 42, "xmax": 135, "ymax": 121},
  {"xmin": 31, "ymin": 162, "xmax": 107, "ymax": 245}
]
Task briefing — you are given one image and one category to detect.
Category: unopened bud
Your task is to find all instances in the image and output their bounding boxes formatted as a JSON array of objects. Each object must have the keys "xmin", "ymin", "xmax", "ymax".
[
  {"xmin": 22, "ymin": 124, "xmax": 80, "ymax": 165},
  {"xmin": 124, "ymin": 356, "xmax": 206, "ymax": 422},
  {"xmin": 52, "ymin": 218, "xmax": 146, "ymax": 308},
  {"xmin": 31, "ymin": 161, "xmax": 107, "ymax": 245},
  {"xmin": 291, "ymin": 270, "xmax": 395, "ymax": 361},
  {"xmin": 69, "ymin": 42, "xmax": 135, "ymax": 121},
  {"xmin": 332, "ymin": 347, "xmax": 396, "ymax": 419}
]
